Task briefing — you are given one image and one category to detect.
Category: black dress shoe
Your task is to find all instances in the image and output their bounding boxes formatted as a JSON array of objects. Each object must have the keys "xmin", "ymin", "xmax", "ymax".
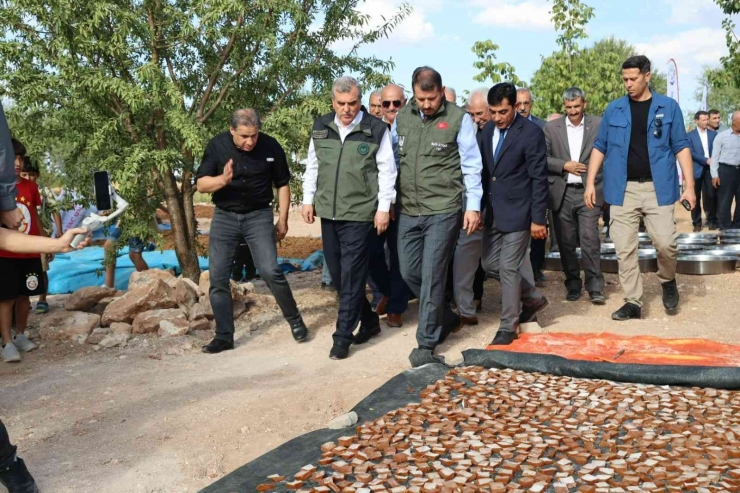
[
  {"xmin": 329, "ymin": 342, "xmax": 350, "ymax": 360},
  {"xmin": 490, "ymin": 330, "xmax": 518, "ymax": 346},
  {"xmin": 611, "ymin": 302, "xmax": 641, "ymax": 321},
  {"xmin": 566, "ymin": 289, "xmax": 581, "ymax": 301},
  {"xmin": 438, "ymin": 313, "xmax": 462, "ymax": 345},
  {"xmin": 662, "ymin": 279, "xmax": 679, "ymax": 311},
  {"xmin": 519, "ymin": 297, "xmax": 549, "ymax": 324},
  {"xmin": 354, "ymin": 325, "xmax": 381, "ymax": 345},
  {"xmin": 409, "ymin": 348, "xmax": 445, "ymax": 368},
  {"xmin": 201, "ymin": 338, "xmax": 234, "ymax": 353},
  {"xmin": 693, "ymin": 224, "xmax": 702, "ymax": 232},
  {"xmin": 0, "ymin": 458, "xmax": 39, "ymax": 493},
  {"xmin": 589, "ymin": 291, "xmax": 606, "ymax": 305},
  {"xmin": 290, "ymin": 320, "xmax": 308, "ymax": 342}
]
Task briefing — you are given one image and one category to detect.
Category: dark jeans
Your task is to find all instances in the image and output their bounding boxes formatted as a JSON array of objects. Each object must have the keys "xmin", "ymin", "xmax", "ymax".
[
  {"xmin": 209, "ymin": 208, "xmax": 301, "ymax": 343},
  {"xmin": 603, "ymin": 205, "xmax": 611, "ymax": 237},
  {"xmin": 0, "ymin": 419, "xmax": 16, "ymax": 468},
  {"xmin": 321, "ymin": 219, "xmax": 378, "ymax": 345},
  {"xmin": 232, "ymin": 242, "xmax": 257, "ymax": 281},
  {"xmin": 692, "ymin": 166, "xmax": 718, "ymax": 227},
  {"xmin": 368, "ymin": 215, "xmax": 412, "ymax": 314},
  {"xmin": 717, "ymin": 164, "xmax": 740, "ymax": 230},
  {"xmin": 398, "ymin": 212, "xmax": 460, "ymax": 349}
]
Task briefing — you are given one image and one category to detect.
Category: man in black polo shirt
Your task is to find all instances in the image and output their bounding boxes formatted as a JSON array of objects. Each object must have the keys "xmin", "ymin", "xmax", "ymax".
[{"xmin": 196, "ymin": 108, "xmax": 308, "ymax": 353}]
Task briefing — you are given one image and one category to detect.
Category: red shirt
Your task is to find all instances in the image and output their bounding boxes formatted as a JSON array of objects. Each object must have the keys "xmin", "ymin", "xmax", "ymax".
[{"xmin": 0, "ymin": 178, "xmax": 42, "ymax": 259}]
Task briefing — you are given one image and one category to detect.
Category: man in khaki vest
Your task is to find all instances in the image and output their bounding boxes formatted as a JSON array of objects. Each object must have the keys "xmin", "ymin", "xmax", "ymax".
[
  {"xmin": 302, "ymin": 76, "xmax": 397, "ymax": 360},
  {"xmin": 394, "ymin": 67, "xmax": 482, "ymax": 367}
]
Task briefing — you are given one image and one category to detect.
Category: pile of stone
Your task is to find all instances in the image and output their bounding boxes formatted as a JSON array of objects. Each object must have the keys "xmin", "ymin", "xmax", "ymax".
[
  {"xmin": 258, "ymin": 367, "xmax": 740, "ymax": 492},
  {"xmin": 39, "ymin": 269, "xmax": 252, "ymax": 349}
]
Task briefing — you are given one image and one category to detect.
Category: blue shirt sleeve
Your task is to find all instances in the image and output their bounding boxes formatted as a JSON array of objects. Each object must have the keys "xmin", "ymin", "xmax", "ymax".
[
  {"xmin": 669, "ymin": 100, "xmax": 690, "ymax": 155},
  {"xmin": 457, "ymin": 114, "xmax": 483, "ymax": 212},
  {"xmin": 593, "ymin": 108, "xmax": 609, "ymax": 154}
]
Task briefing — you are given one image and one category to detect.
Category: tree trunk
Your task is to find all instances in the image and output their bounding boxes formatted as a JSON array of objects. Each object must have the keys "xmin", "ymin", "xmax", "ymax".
[{"xmin": 162, "ymin": 169, "xmax": 201, "ymax": 282}]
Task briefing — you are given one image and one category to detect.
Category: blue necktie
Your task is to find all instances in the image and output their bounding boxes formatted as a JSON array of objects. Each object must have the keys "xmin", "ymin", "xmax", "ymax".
[{"xmin": 494, "ymin": 129, "xmax": 507, "ymax": 163}]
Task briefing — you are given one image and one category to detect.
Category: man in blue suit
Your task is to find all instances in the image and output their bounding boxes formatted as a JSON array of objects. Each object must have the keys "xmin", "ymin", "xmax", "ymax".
[
  {"xmin": 688, "ymin": 110, "xmax": 718, "ymax": 231},
  {"xmin": 480, "ymin": 83, "xmax": 549, "ymax": 346}
]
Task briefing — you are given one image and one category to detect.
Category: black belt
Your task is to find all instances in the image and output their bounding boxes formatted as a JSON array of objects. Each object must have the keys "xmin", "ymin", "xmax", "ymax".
[
  {"xmin": 627, "ymin": 176, "xmax": 653, "ymax": 183},
  {"xmin": 566, "ymin": 183, "xmax": 584, "ymax": 189},
  {"xmin": 720, "ymin": 162, "xmax": 740, "ymax": 168}
]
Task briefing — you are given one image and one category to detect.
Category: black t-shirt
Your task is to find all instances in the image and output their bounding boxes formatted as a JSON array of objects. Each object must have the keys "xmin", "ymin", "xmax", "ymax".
[
  {"xmin": 196, "ymin": 131, "xmax": 291, "ymax": 213},
  {"xmin": 627, "ymin": 98, "xmax": 652, "ymax": 180}
]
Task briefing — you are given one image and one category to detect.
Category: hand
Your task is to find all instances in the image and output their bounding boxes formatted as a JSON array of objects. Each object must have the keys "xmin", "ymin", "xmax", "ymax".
[
  {"xmin": 563, "ymin": 161, "xmax": 588, "ymax": 175},
  {"xmin": 713, "ymin": 177, "xmax": 720, "ymax": 189},
  {"xmin": 301, "ymin": 204, "xmax": 315, "ymax": 224},
  {"xmin": 463, "ymin": 211, "xmax": 480, "ymax": 235},
  {"xmin": 375, "ymin": 211, "xmax": 390, "ymax": 234},
  {"xmin": 221, "ymin": 159, "xmax": 234, "ymax": 186},
  {"xmin": 584, "ymin": 184, "xmax": 597, "ymax": 210},
  {"xmin": 531, "ymin": 223, "xmax": 547, "ymax": 240},
  {"xmin": 58, "ymin": 227, "xmax": 92, "ymax": 252},
  {"xmin": 706, "ymin": 159, "xmax": 711, "ymax": 166},
  {"xmin": 47, "ymin": 253, "xmax": 55, "ymax": 262},
  {"xmin": 0, "ymin": 208, "xmax": 23, "ymax": 229},
  {"xmin": 274, "ymin": 219, "xmax": 288, "ymax": 241},
  {"xmin": 680, "ymin": 186, "xmax": 696, "ymax": 210}
]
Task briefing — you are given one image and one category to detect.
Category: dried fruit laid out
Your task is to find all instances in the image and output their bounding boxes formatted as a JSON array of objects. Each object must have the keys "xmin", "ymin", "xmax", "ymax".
[{"xmin": 259, "ymin": 367, "xmax": 740, "ymax": 492}]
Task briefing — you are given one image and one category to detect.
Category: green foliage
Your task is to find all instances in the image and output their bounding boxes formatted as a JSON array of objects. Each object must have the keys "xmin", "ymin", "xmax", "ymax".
[
  {"xmin": 713, "ymin": 0, "xmax": 740, "ymax": 87},
  {"xmin": 471, "ymin": 40, "xmax": 522, "ymax": 86},
  {"xmin": 550, "ymin": 0, "xmax": 595, "ymax": 64},
  {"xmin": 700, "ymin": 67, "xmax": 740, "ymax": 122},
  {"xmin": 530, "ymin": 37, "xmax": 668, "ymax": 118},
  {"xmin": 0, "ymin": 0, "xmax": 408, "ymax": 279}
]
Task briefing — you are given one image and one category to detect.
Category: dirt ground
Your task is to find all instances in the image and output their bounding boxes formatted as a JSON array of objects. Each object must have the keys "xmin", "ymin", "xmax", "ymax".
[{"xmin": 2, "ymin": 206, "xmax": 740, "ymax": 493}]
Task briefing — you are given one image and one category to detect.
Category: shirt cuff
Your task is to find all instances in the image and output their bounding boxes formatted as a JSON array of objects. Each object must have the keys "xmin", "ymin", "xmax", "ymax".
[
  {"xmin": 302, "ymin": 192, "xmax": 315, "ymax": 205},
  {"xmin": 377, "ymin": 199, "xmax": 391, "ymax": 212},
  {"xmin": 465, "ymin": 195, "xmax": 481, "ymax": 212}
]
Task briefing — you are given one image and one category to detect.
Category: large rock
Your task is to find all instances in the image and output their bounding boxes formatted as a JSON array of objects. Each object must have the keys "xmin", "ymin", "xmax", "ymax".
[
  {"xmin": 181, "ymin": 277, "xmax": 203, "ymax": 297},
  {"xmin": 189, "ymin": 318, "xmax": 212, "ymax": 332},
  {"xmin": 40, "ymin": 311, "xmax": 100, "ymax": 341},
  {"xmin": 200, "ymin": 295, "xmax": 214, "ymax": 320},
  {"xmin": 132, "ymin": 308, "xmax": 186, "ymax": 334},
  {"xmin": 198, "ymin": 270, "xmax": 253, "ymax": 302},
  {"xmin": 98, "ymin": 332, "xmax": 130, "ymax": 348},
  {"xmin": 198, "ymin": 270, "xmax": 211, "ymax": 294},
  {"xmin": 110, "ymin": 322, "xmax": 133, "ymax": 335},
  {"xmin": 102, "ymin": 280, "xmax": 178, "ymax": 326},
  {"xmin": 86, "ymin": 327, "xmax": 111, "ymax": 345},
  {"xmin": 128, "ymin": 269, "xmax": 176, "ymax": 290},
  {"xmin": 173, "ymin": 279, "xmax": 199, "ymax": 310},
  {"xmin": 65, "ymin": 286, "xmax": 117, "ymax": 312},
  {"xmin": 158, "ymin": 318, "xmax": 190, "ymax": 337},
  {"xmin": 189, "ymin": 303, "xmax": 206, "ymax": 322}
]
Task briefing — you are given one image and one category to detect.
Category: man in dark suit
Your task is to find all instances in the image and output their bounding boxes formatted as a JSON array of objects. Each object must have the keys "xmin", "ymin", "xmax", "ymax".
[
  {"xmin": 545, "ymin": 87, "xmax": 605, "ymax": 303},
  {"xmin": 482, "ymin": 83, "xmax": 549, "ymax": 346},
  {"xmin": 688, "ymin": 110, "xmax": 718, "ymax": 231}
]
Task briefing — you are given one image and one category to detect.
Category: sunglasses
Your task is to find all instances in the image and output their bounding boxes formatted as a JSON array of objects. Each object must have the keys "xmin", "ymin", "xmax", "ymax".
[
  {"xmin": 654, "ymin": 118, "xmax": 662, "ymax": 138},
  {"xmin": 382, "ymin": 100, "xmax": 402, "ymax": 109}
]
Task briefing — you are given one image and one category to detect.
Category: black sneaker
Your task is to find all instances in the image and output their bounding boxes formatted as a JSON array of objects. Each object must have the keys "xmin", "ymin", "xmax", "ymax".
[
  {"xmin": 611, "ymin": 302, "xmax": 641, "ymax": 321},
  {"xmin": 329, "ymin": 342, "xmax": 350, "ymax": 360},
  {"xmin": 353, "ymin": 325, "xmax": 381, "ymax": 345},
  {"xmin": 589, "ymin": 291, "xmax": 606, "ymax": 305},
  {"xmin": 662, "ymin": 279, "xmax": 679, "ymax": 311},
  {"xmin": 0, "ymin": 458, "xmax": 39, "ymax": 493},
  {"xmin": 566, "ymin": 289, "xmax": 581, "ymax": 301},
  {"xmin": 519, "ymin": 297, "xmax": 549, "ymax": 324},
  {"xmin": 408, "ymin": 348, "xmax": 445, "ymax": 368}
]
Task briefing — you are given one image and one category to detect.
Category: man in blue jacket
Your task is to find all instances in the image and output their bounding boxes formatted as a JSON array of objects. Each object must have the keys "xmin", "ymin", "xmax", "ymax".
[
  {"xmin": 584, "ymin": 56, "xmax": 695, "ymax": 321},
  {"xmin": 687, "ymin": 111, "xmax": 718, "ymax": 231}
]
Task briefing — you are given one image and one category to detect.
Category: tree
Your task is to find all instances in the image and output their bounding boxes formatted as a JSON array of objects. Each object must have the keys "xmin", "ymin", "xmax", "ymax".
[
  {"xmin": 530, "ymin": 37, "xmax": 667, "ymax": 118},
  {"xmin": 0, "ymin": 0, "xmax": 408, "ymax": 281},
  {"xmin": 698, "ymin": 67, "xmax": 740, "ymax": 122},
  {"xmin": 713, "ymin": 0, "xmax": 740, "ymax": 87},
  {"xmin": 550, "ymin": 0, "xmax": 595, "ymax": 71},
  {"xmin": 471, "ymin": 40, "xmax": 522, "ymax": 86}
]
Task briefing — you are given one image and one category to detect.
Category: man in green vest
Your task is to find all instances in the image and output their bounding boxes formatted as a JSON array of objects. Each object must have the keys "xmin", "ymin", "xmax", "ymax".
[
  {"xmin": 394, "ymin": 66, "xmax": 483, "ymax": 367},
  {"xmin": 301, "ymin": 76, "xmax": 397, "ymax": 360}
]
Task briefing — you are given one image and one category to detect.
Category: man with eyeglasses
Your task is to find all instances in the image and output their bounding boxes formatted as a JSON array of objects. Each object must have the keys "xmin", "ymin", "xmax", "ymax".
[
  {"xmin": 584, "ymin": 55, "xmax": 695, "ymax": 321},
  {"xmin": 368, "ymin": 90, "xmax": 383, "ymax": 119},
  {"xmin": 380, "ymin": 84, "xmax": 406, "ymax": 125}
]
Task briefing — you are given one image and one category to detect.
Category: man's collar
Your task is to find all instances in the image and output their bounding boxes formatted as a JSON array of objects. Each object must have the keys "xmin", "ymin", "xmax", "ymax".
[
  {"xmin": 566, "ymin": 117, "xmax": 584, "ymax": 128},
  {"xmin": 335, "ymin": 111, "xmax": 364, "ymax": 129}
]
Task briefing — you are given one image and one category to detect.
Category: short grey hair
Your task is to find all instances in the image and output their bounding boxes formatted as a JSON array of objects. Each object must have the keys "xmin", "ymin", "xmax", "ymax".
[
  {"xmin": 562, "ymin": 86, "xmax": 586, "ymax": 103},
  {"xmin": 468, "ymin": 87, "xmax": 489, "ymax": 104},
  {"xmin": 445, "ymin": 87, "xmax": 457, "ymax": 102},
  {"xmin": 370, "ymin": 89, "xmax": 381, "ymax": 100},
  {"xmin": 332, "ymin": 76, "xmax": 362, "ymax": 100},
  {"xmin": 231, "ymin": 108, "xmax": 261, "ymax": 129},
  {"xmin": 517, "ymin": 87, "xmax": 533, "ymax": 98}
]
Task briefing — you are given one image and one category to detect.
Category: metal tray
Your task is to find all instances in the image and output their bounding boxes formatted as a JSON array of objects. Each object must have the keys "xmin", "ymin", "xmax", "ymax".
[
  {"xmin": 676, "ymin": 255, "xmax": 737, "ymax": 275},
  {"xmin": 701, "ymin": 250, "xmax": 740, "ymax": 264},
  {"xmin": 719, "ymin": 229, "xmax": 740, "ymax": 237},
  {"xmin": 705, "ymin": 244, "xmax": 740, "ymax": 254},
  {"xmin": 600, "ymin": 253, "xmax": 658, "ymax": 274},
  {"xmin": 720, "ymin": 237, "xmax": 740, "ymax": 245},
  {"xmin": 677, "ymin": 233, "xmax": 719, "ymax": 241},
  {"xmin": 677, "ymin": 237, "xmax": 717, "ymax": 247},
  {"xmin": 678, "ymin": 243, "xmax": 705, "ymax": 252},
  {"xmin": 543, "ymin": 252, "xmax": 562, "ymax": 271}
]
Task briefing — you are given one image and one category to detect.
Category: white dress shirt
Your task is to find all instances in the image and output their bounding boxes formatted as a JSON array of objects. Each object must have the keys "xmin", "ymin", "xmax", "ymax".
[
  {"xmin": 566, "ymin": 118, "xmax": 585, "ymax": 184},
  {"xmin": 302, "ymin": 111, "xmax": 396, "ymax": 212},
  {"xmin": 698, "ymin": 128, "xmax": 710, "ymax": 159}
]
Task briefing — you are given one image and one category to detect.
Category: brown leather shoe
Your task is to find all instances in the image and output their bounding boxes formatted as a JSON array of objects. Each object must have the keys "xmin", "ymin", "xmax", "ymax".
[
  {"xmin": 375, "ymin": 295, "xmax": 389, "ymax": 316},
  {"xmin": 387, "ymin": 313, "xmax": 403, "ymax": 327},
  {"xmin": 460, "ymin": 315, "xmax": 479, "ymax": 326}
]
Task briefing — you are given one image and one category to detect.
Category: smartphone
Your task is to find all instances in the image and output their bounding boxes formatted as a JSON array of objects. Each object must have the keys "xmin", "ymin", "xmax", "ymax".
[
  {"xmin": 93, "ymin": 171, "xmax": 112, "ymax": 211},
  {"xmin": 681, "ymin": 199, "xmax": 691, "ymax": 211}
]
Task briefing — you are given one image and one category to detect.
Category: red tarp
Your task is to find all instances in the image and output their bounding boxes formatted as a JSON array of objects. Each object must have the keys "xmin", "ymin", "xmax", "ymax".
[{"xmin": 486, "ymin": 332, "xmax": 740, "ymax": 367}]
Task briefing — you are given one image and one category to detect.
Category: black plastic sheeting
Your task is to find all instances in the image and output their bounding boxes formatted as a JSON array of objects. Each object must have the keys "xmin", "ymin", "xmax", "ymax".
[
  {"xmin": 463, "ymin": 348, "xmax": 740, "ymax": 390},
  {"xmin": 200, "ymin": 364, "xmax": 449, "ymax": 493}
]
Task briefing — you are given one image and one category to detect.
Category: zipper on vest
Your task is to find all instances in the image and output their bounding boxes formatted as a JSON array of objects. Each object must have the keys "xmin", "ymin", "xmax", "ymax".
[
  {"xmin": 332, "ymin": 142, "xmax": 345, "ymax": 220},
  {"xmin": 413, "ymin": 119, "xmax": 426, "ymax": 216}
]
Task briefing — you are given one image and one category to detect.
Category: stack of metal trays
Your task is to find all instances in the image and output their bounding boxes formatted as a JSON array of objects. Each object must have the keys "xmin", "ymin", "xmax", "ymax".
[
  {"xmin": 677, "ymin": 233, "xmax": 719, "ymax": 242},
  {"xmin": 601, "ymin": 252, "xmax": 658, "ymax": 274},
  {"xmin": 543, "ymin": 252, "xmax": 563, "ymax": 271},
  {"xmin": 720, "ymin": 230, "xmax": 740, "ymax": 244},
  {"xmin": 677, "ymin": 237, "xmax": 718, "ymax": 248},
  {"xmin": 676, "ymin": 255, "xmax": 737, "ymax": 275},
  {"xmin": 702, "ymin": 244, "xmax": 740, "ymax": 267}
]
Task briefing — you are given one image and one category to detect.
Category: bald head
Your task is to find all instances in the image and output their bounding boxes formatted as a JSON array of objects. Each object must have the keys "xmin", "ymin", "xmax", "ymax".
[
  {"xmin": 381, "ymin": 84, "xmax": 406, "ymax": 124},
  {"xmin": 732, "ymin": 111, "xmax": 740, "ymax": 132},
  {"xmin": 467, "ymin": 87, "xmax": 491, "ymax": 130}
]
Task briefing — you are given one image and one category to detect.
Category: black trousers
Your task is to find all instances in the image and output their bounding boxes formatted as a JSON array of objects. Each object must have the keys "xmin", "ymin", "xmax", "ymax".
[
  {"xmin": 232, "ymin": 242, "xmax": 257, "ymax": 280},
  {"xmin": 0, "ymin": 419, "xmax": 16, "ymax": 468},
  {"xmin": 718, "ymin": 163, "xmax": 740, "ymax": 230},
  {"xmin": 321, "ymin": 219, "xmax": 378, "ymax": 345},
  {"xmin": 692, "ymin": 166, "xmax": 718, "ymax": 227}
]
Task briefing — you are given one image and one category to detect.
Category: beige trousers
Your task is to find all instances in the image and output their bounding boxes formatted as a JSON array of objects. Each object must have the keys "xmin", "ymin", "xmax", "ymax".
[{"xmin": 610, "ymin": 182, "xmax": 678, "ymax": 306}]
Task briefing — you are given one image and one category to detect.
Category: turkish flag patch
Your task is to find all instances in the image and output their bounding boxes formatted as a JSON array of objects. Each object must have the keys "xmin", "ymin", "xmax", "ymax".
[{"xmin": 437, "ymin": 122, "xmax": 448, "ymax": 130}]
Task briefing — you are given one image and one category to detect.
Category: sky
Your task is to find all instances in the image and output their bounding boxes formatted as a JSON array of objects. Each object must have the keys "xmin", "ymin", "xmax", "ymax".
[{"xmin": 349, "ymin": 0, "xmax": 738, "ymax": 115}]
